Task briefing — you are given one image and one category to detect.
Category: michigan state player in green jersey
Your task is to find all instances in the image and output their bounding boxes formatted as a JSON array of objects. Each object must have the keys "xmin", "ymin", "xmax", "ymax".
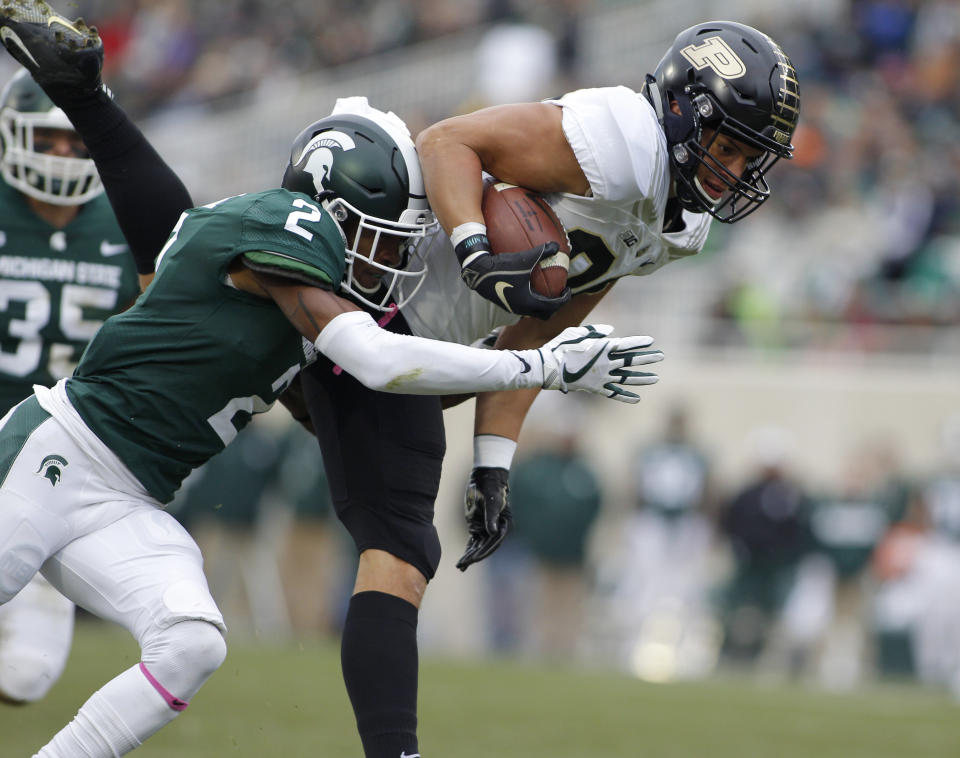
[
  {"xmin": 0, "ymin": 68, "xmax": 137, "ymax": 707},
  {"xmin": 0, "ymin": 69, "xmax": 138, "ymax": 412},
  {"xmin": 0, "ymin": 4, "xmax": 664, "ymax": 755},
  {"xmin": 66, "ymin": 189, "xmax": 349, "ymax": 504}
]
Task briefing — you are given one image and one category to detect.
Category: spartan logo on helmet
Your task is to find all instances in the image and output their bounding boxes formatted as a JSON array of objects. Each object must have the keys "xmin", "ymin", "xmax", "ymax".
[
  {"xmin": 292, "ymin": 129, "xmax": 357, "ymax": 199},
  {"xmin": 281, "ymin": 99, "xmax": 437, "ymax": 312},
  {"xmin": 35, "ymin": 454, "xmax": 68, "ymax": 486}
]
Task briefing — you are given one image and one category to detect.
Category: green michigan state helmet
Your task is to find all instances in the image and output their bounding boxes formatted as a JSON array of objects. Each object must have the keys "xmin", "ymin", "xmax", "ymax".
[
  {"xmin": 0, "ymin": 69, "xmax": 102, "ymax": 205},
  {"xmin": 645, "ymin": 21, "xmax": 801, "ymax": 223},
  {"xmin": 281, "ymin": 97, "xmax": 436, "ymax": 311}
]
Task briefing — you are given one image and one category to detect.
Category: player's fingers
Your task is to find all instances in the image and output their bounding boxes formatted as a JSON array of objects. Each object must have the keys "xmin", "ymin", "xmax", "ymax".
[
  {"xmin": 528, "ymin": 287, "xmax": 571, "ymax": 313},
  {"xmin": 613, "ymin": 369, "xmax": 660, "ymax": 386},
  {"xmin": 456, "ymin": 538, "xmax": 484, "ymax": 571},
  {"xmin": 609, "ymin": 338, "xmax": 659, "ymax": 356},
  {"xmin": 609, "ymin": 350, "xmax": 664, "ymax": 368},
  {"xmin": 614, "ymin": 334, "xmax": 655, "ymax": 349},
  {"xmin": 604, "ymin": 383, "xmax": 642, "ymax": 404},
  {"xmin": 536, "ymin": 240, "xmax": 559, "ymax": 259},
  {"xmin": 471, "ymin": 534, "xmax": 506, "ymax": 563},
  {"xmin": 483, "ymin": 506, "xmax": 501, "ymax": 537},
  {"xmin": 496, "ymin": 243, "xmax": 553, "ymax": 272},
  {"xmin": 461, "ymin": 526, "xmax": 509, "ymax": 569},
  {"xmin": 457, "ymin": 543, "xmax": 487, "ymax": 571}
]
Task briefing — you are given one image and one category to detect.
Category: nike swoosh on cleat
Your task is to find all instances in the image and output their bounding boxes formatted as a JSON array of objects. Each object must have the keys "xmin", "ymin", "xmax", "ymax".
[
  {"xmin": 47, "ymin": 15, "xmax": 81, "ymax": 34},
  {"xmin": 399, "ymin": 753, "xmax": 421, "ymax": 758},
  {"xmin": 100, "ymin": 240, "xmax": 129, "ymax": 257},
  {"xmin": 494, "ymin": 280, "xmax": 514, "ymax": 313},
  {"xmin": 0, "ymin": 27, "xmax": 40, "ymax": 68}
]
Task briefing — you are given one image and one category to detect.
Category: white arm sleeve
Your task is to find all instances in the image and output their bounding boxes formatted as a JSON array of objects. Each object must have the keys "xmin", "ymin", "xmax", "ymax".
[{"xmin": 314, "ymin": 311, "xmax": 544, "ymax": 394}]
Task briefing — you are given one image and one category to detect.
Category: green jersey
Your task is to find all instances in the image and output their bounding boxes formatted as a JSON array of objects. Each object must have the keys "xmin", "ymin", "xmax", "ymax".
[
  {"xmin": 66, "ymin": 189, "xmax": 346, "ymax": 503},
  {"xmin": 0, "ymin": 180, "xmax": 137, "ymax": 414}
]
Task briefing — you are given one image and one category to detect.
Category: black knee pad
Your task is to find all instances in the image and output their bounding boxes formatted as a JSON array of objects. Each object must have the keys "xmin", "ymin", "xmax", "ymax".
[
  {"xmin": 338, "ymin": 501, "xmax": 442, "ymax": 580},
  {"xmin": 302, "ymin": 346, "xmax": 445, "ymax": 580}
]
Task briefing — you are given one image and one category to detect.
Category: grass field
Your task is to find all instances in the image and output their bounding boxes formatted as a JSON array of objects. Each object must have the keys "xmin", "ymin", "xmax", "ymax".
[{"xmin": 4, "ymin": 620, "xmax": 959, "ymax": 757}]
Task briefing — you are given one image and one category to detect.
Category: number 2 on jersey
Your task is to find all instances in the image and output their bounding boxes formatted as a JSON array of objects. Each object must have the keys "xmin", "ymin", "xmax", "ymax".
[{"xmin": 284, "ymin": 198, "xmax": 323, "ymax": 241}]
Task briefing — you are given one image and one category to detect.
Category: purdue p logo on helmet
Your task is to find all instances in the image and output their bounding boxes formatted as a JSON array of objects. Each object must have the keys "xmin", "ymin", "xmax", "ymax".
[{"xmin": 646, "ymin": 20, "xmax": 801, "ymax": 223}]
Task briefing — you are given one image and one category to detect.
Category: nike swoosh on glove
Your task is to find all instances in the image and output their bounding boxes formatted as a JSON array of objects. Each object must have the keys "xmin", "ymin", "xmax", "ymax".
[{"xmin": 537, "ymin": 324, "xmax": 664, "ymax": 403}]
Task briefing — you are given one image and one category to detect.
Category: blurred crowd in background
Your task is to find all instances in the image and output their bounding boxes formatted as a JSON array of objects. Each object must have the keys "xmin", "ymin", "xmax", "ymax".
[
  {"xmin": 49, "ymin": 0, "xmax": 960, "ymax": 355},
  {"xmin": 709, "ymin": 0, "xmax": 960, "ymax": 356},
  {"xmin": 60, "ymin": 0, "xmax": 582, "ymax": 115},
  {"xmin": 37, "ymin": 0, "xmax": 960, "ymax": 698},
  {"xmin": 164, "ymin": 398, "xmax": 960, "ymax": 701}
]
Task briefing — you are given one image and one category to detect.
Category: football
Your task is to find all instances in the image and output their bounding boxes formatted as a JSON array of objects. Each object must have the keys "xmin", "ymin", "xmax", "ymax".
[{"xmin": 481, "ymin": 179, "xmax": 570, "ymax": 298}]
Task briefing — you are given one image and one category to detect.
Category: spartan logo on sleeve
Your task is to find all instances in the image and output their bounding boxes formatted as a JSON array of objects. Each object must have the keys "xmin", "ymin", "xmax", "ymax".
[
  {"xmin": 293, "ymin": 130, "xmax": 356, "ymax": 196},
  {"xmin": 36, "ymin": 454, "xmax": 68, "ymax": 486},
  {"xmin": 680, "ymin": 36, "xmax": 746, "ymax": 79}
]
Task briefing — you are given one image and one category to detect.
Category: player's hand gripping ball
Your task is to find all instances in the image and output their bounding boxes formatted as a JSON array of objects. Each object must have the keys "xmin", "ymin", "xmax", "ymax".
[{"xmin": 481, "ymin": 179, "xmax": 570, "ymax": 298}]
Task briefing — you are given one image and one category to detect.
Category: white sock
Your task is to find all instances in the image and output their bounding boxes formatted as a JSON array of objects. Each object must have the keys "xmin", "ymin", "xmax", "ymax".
[{"xmin": 34, "ymin": 664, "xmax": 179, "ymax": 758}]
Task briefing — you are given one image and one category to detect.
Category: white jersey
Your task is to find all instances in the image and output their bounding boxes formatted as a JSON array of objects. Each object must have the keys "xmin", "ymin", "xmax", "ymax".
[
  {"xmin": 400, "ymin": 86, "xmax": 711, "ymax": 346},
  {"xmin": 546, "ymin": 86, "xmax": 711, "ymax": 293}
]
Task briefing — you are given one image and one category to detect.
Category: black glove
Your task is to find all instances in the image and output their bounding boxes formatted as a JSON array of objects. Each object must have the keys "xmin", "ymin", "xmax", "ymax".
[
  {"xmin": 455, "ymin": 233, "xmax": 570, "ymax": 320},
  {"xmin": 456, "ymin": 466, "xmax": 512, "ymax": 571}
]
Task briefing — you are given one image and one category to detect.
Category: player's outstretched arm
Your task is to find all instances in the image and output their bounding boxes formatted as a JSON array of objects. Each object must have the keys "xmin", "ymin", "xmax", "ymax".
[
  {"xmin": 456, "ymin": 322, "xmax": 663, "ymax": 568},
  {"xmin": 0, "ymin": 0, "xmax": 193, "ymax": 281},
  {"xmin": 247, "ymin": 268, "xmax": 663, "ymax": 399},
  {"xmin": 457, "ymin": 289, "xmax": 611, "ymax": 570},
  {"xmin": 455, "ymin": 323, "xmax": 663, "ymax": 570}
]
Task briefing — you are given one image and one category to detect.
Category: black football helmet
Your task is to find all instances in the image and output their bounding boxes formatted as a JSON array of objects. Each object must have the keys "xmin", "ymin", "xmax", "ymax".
[
  {"xmin": 644, "ymin": 21, "xmax": 800, "ymax": 223},
  {"xmin": 0, "ymin": 69, "xmax": 101, "ymax": 205},
  {"xmin": 281, "ymin": 98, "xmax": 436, "ymax": 311}
]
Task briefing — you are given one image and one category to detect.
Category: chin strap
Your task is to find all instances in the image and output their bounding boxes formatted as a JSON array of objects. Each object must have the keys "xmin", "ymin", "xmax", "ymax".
[{"xmin": 643, "ymin": 74, "xmax": 665, "ymax": 122}]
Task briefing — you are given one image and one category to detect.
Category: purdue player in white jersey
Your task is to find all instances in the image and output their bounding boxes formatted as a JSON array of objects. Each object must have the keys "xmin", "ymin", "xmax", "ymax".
[
  {"xmin": 415, "ymin": 21, "xmax": 801, "ymax": 568},
  {"xmin": 402, "ymin": 86, "xmax": 711, "ymax": 346}
]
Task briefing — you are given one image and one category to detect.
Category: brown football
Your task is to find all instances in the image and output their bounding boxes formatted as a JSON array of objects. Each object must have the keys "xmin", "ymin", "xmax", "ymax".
[{"xmin": 480, "ymin": 179, "xmax": 570, "ymax": 298}]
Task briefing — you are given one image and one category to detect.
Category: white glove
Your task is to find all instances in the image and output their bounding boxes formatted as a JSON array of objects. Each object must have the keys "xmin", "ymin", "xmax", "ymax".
[{"xmin": 537, "ymin": 324, "xmax": 662, "ymax": 403}]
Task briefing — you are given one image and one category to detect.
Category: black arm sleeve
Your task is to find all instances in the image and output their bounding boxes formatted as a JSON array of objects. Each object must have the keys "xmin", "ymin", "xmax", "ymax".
[{"xmin": 58, "ymin": 90, "xmax": 194, "ymax": 274}]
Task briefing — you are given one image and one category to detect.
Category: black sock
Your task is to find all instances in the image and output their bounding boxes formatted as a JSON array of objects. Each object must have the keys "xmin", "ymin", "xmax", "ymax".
[
  {"xmin": 51, "ymin": 89, "xmax": 193, "ymax": 274},
  {"xmin": 341, "ymin": 591, "xmax": 420, "ymax": 758}
]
